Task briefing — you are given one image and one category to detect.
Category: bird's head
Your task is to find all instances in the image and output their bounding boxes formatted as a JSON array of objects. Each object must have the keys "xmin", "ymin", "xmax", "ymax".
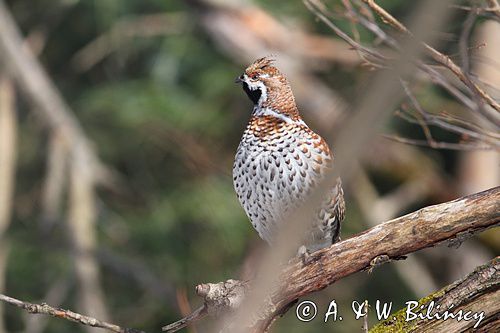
[{"xmin": 235, "ymin": 57, "xmax": 296, "ymax": 112}]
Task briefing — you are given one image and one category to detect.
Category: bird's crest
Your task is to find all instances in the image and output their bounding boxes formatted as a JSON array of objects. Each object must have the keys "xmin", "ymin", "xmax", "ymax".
[{"xmin": 245, "ymin": 56, "xmax": 278, "ymax": 76}]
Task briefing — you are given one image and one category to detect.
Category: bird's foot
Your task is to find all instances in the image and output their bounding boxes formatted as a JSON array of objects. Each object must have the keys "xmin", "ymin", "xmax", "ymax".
[{"xmin": 297, "ymin": 245, "xmax": 313, "ymax": 266}]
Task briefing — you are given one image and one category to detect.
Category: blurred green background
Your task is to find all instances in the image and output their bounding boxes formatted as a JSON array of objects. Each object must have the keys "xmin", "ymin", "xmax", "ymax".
[{"xmin": 1, "ymin": 0, "xmax": 498, "ymax": 332}]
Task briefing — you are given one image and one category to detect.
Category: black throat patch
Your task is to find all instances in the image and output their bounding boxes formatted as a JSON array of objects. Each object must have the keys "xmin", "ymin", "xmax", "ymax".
[{"xmin": 242, "ymin": 82, "xmax": 262, "ymax": 105}]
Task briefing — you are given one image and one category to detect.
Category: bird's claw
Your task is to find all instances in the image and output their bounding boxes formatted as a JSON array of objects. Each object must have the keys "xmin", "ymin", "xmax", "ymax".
[{"xmin": 297, "ymin": 245, "xmax": 313, "ymax": 266}]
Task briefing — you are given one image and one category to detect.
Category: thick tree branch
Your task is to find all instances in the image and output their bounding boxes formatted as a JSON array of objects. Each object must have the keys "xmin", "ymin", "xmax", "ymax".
[
  {"xmin": 370, "ymin": 256, "xmax": 500, "ymax": 332},
  {"xmin": 163, "ymin": 186, "xmax": 500, "ymax": 332},
  {"xmin": 257, "ymin": 186, "xmax": 499, "ymax": 331},
  {"xmin": 1, "ymin": 189, "xmax": 498, "ymax": 333},
  {"xmin": 221, "ymin": 2, "xmax": 454, "ymax": 332},
  {"xmin": 0, "ymin": 294, "xmax": 147, "ymax": 333}
]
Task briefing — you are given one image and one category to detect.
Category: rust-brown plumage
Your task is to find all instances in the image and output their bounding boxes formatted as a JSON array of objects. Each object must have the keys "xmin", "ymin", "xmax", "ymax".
[{"xmin": 234, "ymin": 57, "xmax": 345, "ymax": 251}]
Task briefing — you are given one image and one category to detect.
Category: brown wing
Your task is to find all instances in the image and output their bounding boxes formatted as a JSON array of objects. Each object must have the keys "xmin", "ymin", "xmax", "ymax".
[{"xmin": 313, "ymin": 136, "xmax": 345, "ymax": 245}]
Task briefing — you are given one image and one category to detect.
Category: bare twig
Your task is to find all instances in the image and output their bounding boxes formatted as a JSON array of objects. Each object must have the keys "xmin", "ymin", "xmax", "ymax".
[
  {"xmin": 341, "ymin": 0, "xmax": 361, "ymax": 44},
  {"xmin": 332, "ymin": 0, "xmax": 500, "ymax": 147},
  {"xmin": 362, "ymin": 0, "xmax": 409, "ymax": 33},
  {"xmin": 161, "ymin": 306, "xmax": 207, "ymax": 333},
  {"xmin": 175, "ymin": 288, "xmax": 199, "ymax": 333},
  {"xmin": 399, "ymin": 80, "xmax": 436, "ymax": 147},
  {"xmin": 419, "ymin": 64, "xmax": 477, "ymax": 112},
  {"xmin": 0, "ymin": 294, "xmax": 147, "ymax": 333},
  {"xmin": 383, "ymin": 135, "xmax": 492, "ymax": 151},
  {"xmin": 71, "ymin": 13, "xmax": 186, "ymax": 72},
  {"xmin": 349, "ymin": 6, "xmax": 487, "ymax": 125},
  {"xmin": 305, "ymin": 0, "xmax": 386, "ymax": 64},
  {"xmin": 362, "ymin": 0, "xmax": 500, "ymax": 119},
  {"xmin": 453, "ymin": 1, "xmax": 500, "ymax": 20},
  {"xmin": 308, "ymin": 0, "xmax": 499, "ymax": 149},
  {"xmin": 457, "ymin": 19, "xmax": 500, "ymax": 198},
  {"xmin": 486, "ymin": 0, "xmax": 500, "ymax": 19},
  {"xmin": 23, "ymin": 278, "xmax": 72, "ymax": 333},
  {"xmin": 458, "ymin": 7, "xmax": 476, "ymax": 75},
  {"xmin": 398, "ymin": 80, "xmax": 500, "ymax": 150}
]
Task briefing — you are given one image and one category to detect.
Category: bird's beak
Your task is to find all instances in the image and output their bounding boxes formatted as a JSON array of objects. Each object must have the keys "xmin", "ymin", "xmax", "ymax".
[{"xmin": 234, "ymin": 75, "xmax": 243, "ymax": 84}]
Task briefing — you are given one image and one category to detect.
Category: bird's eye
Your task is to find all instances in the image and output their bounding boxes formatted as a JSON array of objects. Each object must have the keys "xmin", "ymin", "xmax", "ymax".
[{"xmin": 250, "ymin": 73, "xmax": 259, "ymax": 80}]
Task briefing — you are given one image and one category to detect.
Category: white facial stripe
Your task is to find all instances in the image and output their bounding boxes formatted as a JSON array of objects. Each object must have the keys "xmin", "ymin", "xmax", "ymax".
[
  {"xmin": 243, "ymin": 74, "xmax": 267, "ymax": 106},
  {"xmin": 254, "ymin": 107, "xmax": 307, "ymax": 126}
]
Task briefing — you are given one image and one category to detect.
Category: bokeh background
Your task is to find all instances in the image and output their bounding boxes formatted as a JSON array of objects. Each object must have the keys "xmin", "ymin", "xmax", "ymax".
[{"xmin": 0, "ymin": 0, "xmax": 498, "ymax": 332}]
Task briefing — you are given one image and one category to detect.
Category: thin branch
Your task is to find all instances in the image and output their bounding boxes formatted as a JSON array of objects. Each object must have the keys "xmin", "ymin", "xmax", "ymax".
[
  {"xmin": 312, "ymin": 0, "xmax": 499, "ymax": 150},
  {"xmin": 383, "ymin": 134, "xmax": 493, "ymax": 151},
  {"xmin": 71, "ymin": 13, "xmax": 186, "ymax": 72},
  {"xmin": 348, "ymin": 5, "xmax": 489, "ymax": 127},
  {"xmin": 458, "ymin": 6, "xmax": 476, "ymax": 75},
  {"xmin": 161, "ymin": 306, "xmax": 207, "ymax": 333},
  {"xmin": 362, "ymin": 0, "xmax": 409, "ymax": 33},
  {"xmin": 434, "ymin": 111, "xmax": 500, "ymax": 140},
  {"xmin": 23, "ymin": 277, "xmax": 72, "ymax": 333},
  {"xmin": 486, "ymin": 0, "xmax": 500, "ymax": 19},
  {"xmin": 395, "ymin": 107, "xmax": 500, "ymax": 149},
  {"xmin": 452, "ymin": 3, "xmax": 500, "ymax": 12},
  {"xmin": 452, "ymin": 1, "xmax": 500, "ymax": 20},
  {"xmin": 175, "ymin": 288, "xmax": 199, "ymax": 333},
  {"xmin": 362, "ymin": 0, "xmax": 500, "ymax": 119},
  {"xmin": 354, "ymin": 0, "xmax": 500, "ymax": 126},
  {"xmin": 304, "ymin": 0, "xmax": 386, "ymax": 64},
  {"xmin": 308, "ymin": 0, "xmax": 499, "ymax": 150},
  {"xmin": 398, "ymin": 80, "xmax": 500, "ymax": 150},
  {"xmin": 0, "ymin": 294, "xmax": 147, "ymax": 333},
  {"xmin": 399, "ymin": 80, "xmax": 435, "ymax": 146},
  {"xmin": 419, "ymin": 63, "xmax": 477, "ymax": 112},
  {"xmin": 341, "ymin": 0, "xmax": 361, "ymax": 44}
]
